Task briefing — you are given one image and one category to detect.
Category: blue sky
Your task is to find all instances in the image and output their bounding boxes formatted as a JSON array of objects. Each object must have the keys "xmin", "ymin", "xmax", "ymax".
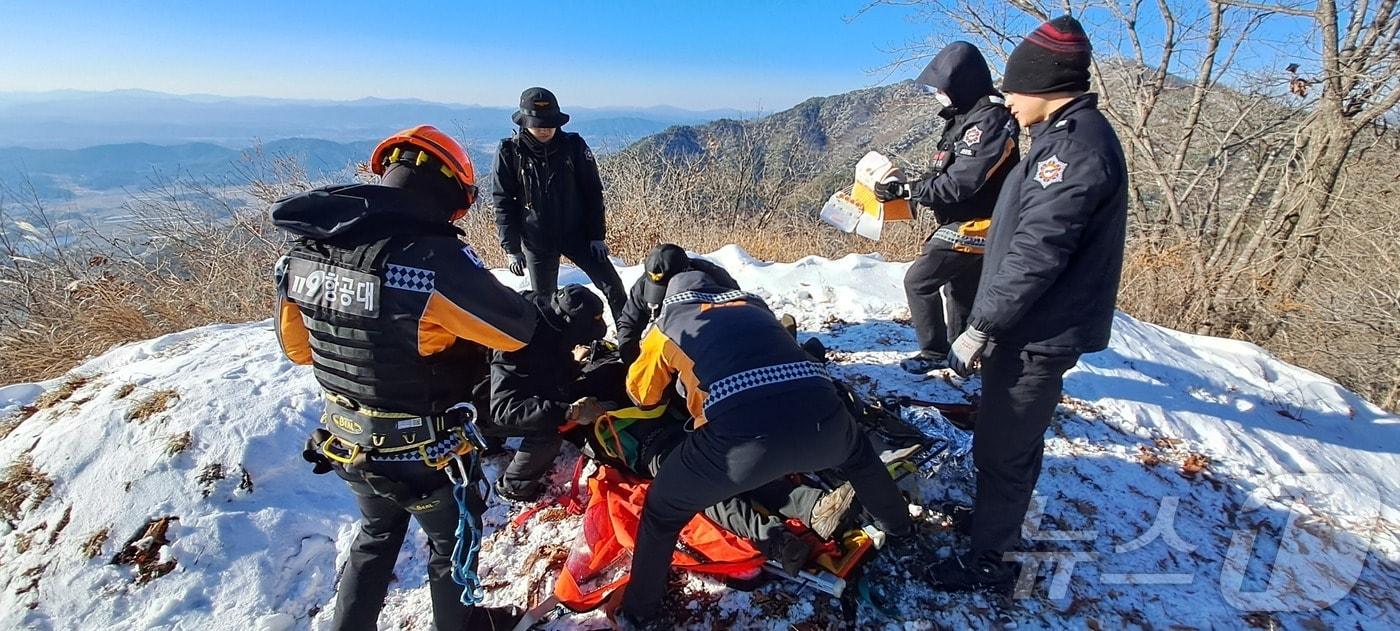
[{"xmin": 0, "ymin": 0, "xmax": 940, "ymax": 111}]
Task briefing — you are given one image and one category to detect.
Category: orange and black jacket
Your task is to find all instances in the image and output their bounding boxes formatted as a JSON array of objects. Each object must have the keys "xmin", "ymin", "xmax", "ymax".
[
  {"xmin": 626, "ymin": 272, "xmax": 832, "ymax": 427},
  {"xmin": 272, "ymin": 184, "xmax": 537, "ymax": 416}
]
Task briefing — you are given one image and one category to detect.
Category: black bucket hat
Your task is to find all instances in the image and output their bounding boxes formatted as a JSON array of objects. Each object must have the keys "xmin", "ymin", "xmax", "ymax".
[
  {"xmin": 512, "ymin": 86, "xmax": 570, "ymax": 128},
  {"xmin": 641, "ymin": 244, "xmax": 691, "ymax": 306}
]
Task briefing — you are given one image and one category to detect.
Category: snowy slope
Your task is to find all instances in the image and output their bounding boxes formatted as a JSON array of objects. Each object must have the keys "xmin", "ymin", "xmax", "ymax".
[{"xmin": 1, "ymin": 247, "xmax": 1396, "ymax": 630}]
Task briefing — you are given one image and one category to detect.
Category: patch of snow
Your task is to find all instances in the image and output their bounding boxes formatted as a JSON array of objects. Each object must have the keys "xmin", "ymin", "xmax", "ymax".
[{"xmin": 1, "ymin": 247, "xmax": 1395, "ymax": 630}]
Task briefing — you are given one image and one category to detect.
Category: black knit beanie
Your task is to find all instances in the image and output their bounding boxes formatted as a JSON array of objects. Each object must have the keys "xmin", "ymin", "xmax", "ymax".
[{"xmin": 1001, "ymin": 15, "xmax": 1092, "ymax": 94}]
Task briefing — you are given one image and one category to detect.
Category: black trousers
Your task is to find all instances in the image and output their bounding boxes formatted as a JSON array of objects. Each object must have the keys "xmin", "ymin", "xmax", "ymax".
[
  {"xmin": 332, "ymin": 460, "xmax": 485, "ymax": 631},
  {"xmin": 523, "ymin": 246, "xmax": 627, "ymax": 319},
  {"xmin": 621, "ymin": 387, "xmax": 912, "ymax": 619},
  {"xmin": 903, "ymin": 244, "xmax": 983, "ymax": 355},
  {"xmin": 641, "ymin": 423, "xmax": 826, "ymax": 560},
  {"xmin": 971, "ymin": 343, "xmax": 1080, "ymax": 556},
  {"xmin": 498, "ymin": 431, "xmax": 562, "ymax": 496}
]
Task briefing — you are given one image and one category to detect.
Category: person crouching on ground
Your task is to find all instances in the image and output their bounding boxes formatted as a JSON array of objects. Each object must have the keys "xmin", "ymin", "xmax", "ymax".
[
  {"xmin": 486, "ymin": 284, "xmax": 612, "ymax": 502},
  {"xmin": 613, "ymin": 271, "xmax": 915, "ymax": 628}
]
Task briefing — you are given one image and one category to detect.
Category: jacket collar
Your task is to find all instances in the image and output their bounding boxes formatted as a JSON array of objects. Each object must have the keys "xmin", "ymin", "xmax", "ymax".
[{"xmin": 1029, "ymin": 93, "xmax": 1098, "ymax": 139}]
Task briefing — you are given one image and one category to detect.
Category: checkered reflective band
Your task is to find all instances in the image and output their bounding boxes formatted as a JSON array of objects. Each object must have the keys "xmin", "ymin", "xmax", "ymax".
[
  {"xmin": 384, "ymin": 264, "xmax": 436, "ymax": 293},
  {"xmin": 932, "ymin": 227, "xmax": 987, "ymax": 250},
  {"xmin": 704, "ymin": 361, "xmax": 832, "ymax": 411},
  {"xmin": 375, "ymin": 431, "xmax": 467, "ymax": 463},
  {"xmin": 662, "ymin": 289, "xmax": 757, "ymax": 307}
]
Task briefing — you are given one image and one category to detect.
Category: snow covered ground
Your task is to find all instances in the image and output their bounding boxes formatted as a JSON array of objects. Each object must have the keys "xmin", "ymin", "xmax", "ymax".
[{"xmin": 1, "ymin": 246, "xmax": 1396, "ymax": 630}]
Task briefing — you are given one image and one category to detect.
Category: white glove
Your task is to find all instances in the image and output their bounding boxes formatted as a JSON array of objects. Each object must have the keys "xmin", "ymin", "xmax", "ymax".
[
  {"xmin": 948, "ymin": 327, "xmax": 989, "ymax": 377},
  {"xmin": 589, "ymin": 240, "xmax": 609, "ymax": 261}
]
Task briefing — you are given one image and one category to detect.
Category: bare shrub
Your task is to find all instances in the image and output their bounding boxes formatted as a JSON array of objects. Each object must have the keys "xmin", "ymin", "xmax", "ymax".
[{"xmin": 0, "ymin": 155, "xmax": 319, "ymax": 386}]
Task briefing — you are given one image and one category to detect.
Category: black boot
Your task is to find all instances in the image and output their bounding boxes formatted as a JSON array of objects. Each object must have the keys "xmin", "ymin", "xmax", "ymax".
[{"xmin": 926, "ymin": 550, "xmax": 1020, "ymax": 592}]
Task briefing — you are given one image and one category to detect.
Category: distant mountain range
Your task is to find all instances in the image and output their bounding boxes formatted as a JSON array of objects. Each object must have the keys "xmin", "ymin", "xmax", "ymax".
[
  {"xmin": 0, "ymin": 89, "xmax": 748, "ymax": 201},
  {"xmin": 0, "ymin": 89, "xmax": 741, "ymax": 152},
  {"xmin": 617, "ymin": 80, "xmax": 945, "ymax": 211}
]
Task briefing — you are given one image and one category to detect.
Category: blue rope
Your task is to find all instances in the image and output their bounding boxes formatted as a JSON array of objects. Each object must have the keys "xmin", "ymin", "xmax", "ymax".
[{"xmin": 449, "ymin": 450, "xmax": 486, "ymax": 605}]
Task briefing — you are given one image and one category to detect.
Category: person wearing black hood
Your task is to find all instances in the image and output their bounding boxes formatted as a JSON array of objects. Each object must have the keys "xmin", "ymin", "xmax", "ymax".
[
  {"xmin": 272, "ymin": 126, "xmax": 536, "ymax": 629},
  {"xmin": 874, "ymin": 42, "xmax": 1020, "ymax": 374},
  {"xmin": 930, "ymin": 16, "xmax": 1127, "ymax": 592},
  {"xmin": 493, "ymin": 87, "xmax": 628, "ymax": 319},
  {"xmin": 486, "ymin": 284, "xmax": 612, "ymax": 501},
  {"xmin": 614, "ymin": 243, "xmax": 739, "ymax": 365}
]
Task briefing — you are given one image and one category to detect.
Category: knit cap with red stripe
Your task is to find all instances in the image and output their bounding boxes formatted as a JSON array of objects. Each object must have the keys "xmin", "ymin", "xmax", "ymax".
[{"xmin": 1002, "ymin": 15, "xmax": 1093, "ymax": 94}]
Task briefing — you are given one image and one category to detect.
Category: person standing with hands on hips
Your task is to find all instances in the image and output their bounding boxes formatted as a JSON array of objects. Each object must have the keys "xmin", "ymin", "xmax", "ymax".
[
  {"xmin": 492, "ymin": 87, "xmax": 627, "ymax": 319},
  {"xmin": 930, "ymin": 15, "xmax": 1129, "ymax": 591}
]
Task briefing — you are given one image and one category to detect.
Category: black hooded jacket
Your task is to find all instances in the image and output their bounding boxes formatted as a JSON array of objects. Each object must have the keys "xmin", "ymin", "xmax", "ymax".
[
  {"xmin": 910, "ymin": 43, "xmax": 1020, "ymax": 229},
  {"xmin": 272, "ymin": 183, "xmax": 536, "ymax": 415},
  {"xmin": 492, "ymin": 130, "xmax": 605, "ymax": 256},
  {"xmin": 969, "ymin": 94, "xmax": 1128, "ymax": 355},
  {"xmin": 488, "ymin": 289, "xmax": 605, "ymax": 433}
]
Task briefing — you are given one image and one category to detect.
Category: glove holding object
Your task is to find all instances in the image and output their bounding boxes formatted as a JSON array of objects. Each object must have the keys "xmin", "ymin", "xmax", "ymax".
[
  {"xmin": 948, "ymin": 327, "xmax": 989, "ymax": 377},
  {"xmin": 873, "ymin": 179, "xmax": 910, "ymax": 202}
]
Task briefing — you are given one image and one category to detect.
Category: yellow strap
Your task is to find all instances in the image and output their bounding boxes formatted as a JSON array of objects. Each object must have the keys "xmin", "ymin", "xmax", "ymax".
[
  {"xmin": 607, "ymin": 405, "xmax": 669, "ymax": 421},
  {"xmin": 321, "ymin": 437, "xmax": 361, "ymax": 465}
]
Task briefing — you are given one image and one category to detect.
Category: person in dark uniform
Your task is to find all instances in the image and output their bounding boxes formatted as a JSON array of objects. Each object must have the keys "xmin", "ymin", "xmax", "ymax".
[
  {"xmin": 615, "ymin": 271, "xmax": 914, "ymax": 627},
  {"xmin": 273, "ymin": 125, "xmax": 535, "ymax": 630},
  {"xmin": 931, "ymin": 15, "xmax": 1128, "ymax": 591},
  {"xmin": 874, "ymin": 42, "xmax": 1020, "ymax": 374},
  {"xmin": 486, "ymin": 284, "xmax": 610, "ymax": 501},
  {"xmin": 492, "ymin": 87, "xmax": 627, "ymax": 318},
  {"xmin": 614, "ymin": 243, "xmax": 739, "ymax": 364}
]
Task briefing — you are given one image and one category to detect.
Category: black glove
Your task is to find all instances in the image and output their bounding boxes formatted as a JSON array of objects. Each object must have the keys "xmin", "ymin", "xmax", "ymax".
[
  {"xmin": 507, "ymin": 253, "xmax": 526, "ymax": 276},
  {"xmin": 301, "ymin": 429, "xmax": 334, "ymax": 475},
  {"xmin": 873, "ymin": 179, "xmax": 910, "ymax": 202}
]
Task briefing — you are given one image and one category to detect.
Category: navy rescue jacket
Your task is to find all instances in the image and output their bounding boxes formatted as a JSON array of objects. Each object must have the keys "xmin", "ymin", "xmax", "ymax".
[
  {"xmin": 626, "ymin": 272, "xmax": 832, "ymax": 427},
  {"xmin": 272, "ymin": 184, "xmax": 537, "ymax": 415},
  {"xmin": 910, "ymin": 41, "xmax": 1020, "ymax": 249},
  {"xmin": 968, "ymin": 94, "xmax": 1128, "ymax": 355},
  {"xmin": 615, "ymin": 257, "xmax": 739, "ymax": 364},
  {"xmin": 492, "ymin": 130, "xmax": 606, "ymax": 256}
]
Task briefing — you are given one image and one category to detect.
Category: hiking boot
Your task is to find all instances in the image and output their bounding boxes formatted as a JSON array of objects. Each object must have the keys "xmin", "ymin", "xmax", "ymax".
[
  {"xmin": 809, "ymin": 483, "xmax": 856, "ymax": 540},
  {"xmin": 800, "ymin": 337, "xmax": 828, "ymax": 362},
  {"xmin": 900, "ymin": 351, "xmax": 947, "ymax": 374},
  {"xmin": 494, "ymin": 477, "xmax": 542, "ymax": 503},
  {"xmin": 926, "ymin": 550, "xmax": 1021, "ymax": 593},
  {"xmin": 779, "ymin": 313, "xmax": 799, "ymax": 339},
  {"xmin": 929, "ymin": 501, "xmax": 974, "ymax": 536}
]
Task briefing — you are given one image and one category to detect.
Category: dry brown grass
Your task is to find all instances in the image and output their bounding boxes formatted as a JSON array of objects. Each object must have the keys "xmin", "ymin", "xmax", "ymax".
[
  {"xmin": 114, "ymin": 383, "xmax": 137, "ymax": 400},
  {"xmin": 0, "ymin": 456, "xmax": 54, "ymax": 525},
  {"xmin": 126, "ymin": 389, "xmax": 178, "ymax": 423},
  {"xmin": 33, "ymin": 374, "xmax": 92, "ymax": 410},
  {"xmin": 165, "ymin": 431, "xmax": 193, "ymax": 457},
  {"xmin": 81, "ymin": 527, "xmax": 111, "ymax": 559}
]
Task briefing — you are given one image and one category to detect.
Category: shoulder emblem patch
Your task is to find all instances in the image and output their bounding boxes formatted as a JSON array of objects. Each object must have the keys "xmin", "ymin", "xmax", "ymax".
[
  {"xmin": 961, "ymin": 125, "xmax": 983, "ymax": 146},
  {"xmin": 460, "ymin": 245, "xmax": 485, "ymax": 269},
  {"xmin": 1033, "ymin": 155, "xmax": 1068, "ymax": 188}
]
